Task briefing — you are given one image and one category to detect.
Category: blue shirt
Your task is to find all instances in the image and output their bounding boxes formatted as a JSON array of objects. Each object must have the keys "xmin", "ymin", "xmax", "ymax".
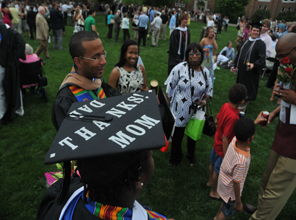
[
  {"xmin": 219, "ymin": 47, "xmax": 235, "ymax": 61},
  {"xmin": 107, "ymin": 14, "xmax": 114, "ymax": 25},
  {"xmin": 278, "ymin": 23, "xmax": 285, "ymax": 30},
  {"xmin": 169, "ymin": 15, "xmax": 176, "ymax": 29},
  {"xmin": 150, "ymin": 10, "xmax": 154, "ymax": 21},
  {"xmin": 139, "ymin": 14, "xmax": 149, "ymax": 28}
]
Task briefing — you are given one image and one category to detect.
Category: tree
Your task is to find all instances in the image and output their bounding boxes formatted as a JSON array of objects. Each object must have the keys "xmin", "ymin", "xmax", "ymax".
[
  {"xmin": 251, "ymin": 9, "xmax": 271, "ymax": 22},
  {"xmin": 276, "ymin": 11, "xmax": 296, "ymax": 22},
  {"xmin": 214, "ymin": 0, "xmax": 249, "ymax": 23}
]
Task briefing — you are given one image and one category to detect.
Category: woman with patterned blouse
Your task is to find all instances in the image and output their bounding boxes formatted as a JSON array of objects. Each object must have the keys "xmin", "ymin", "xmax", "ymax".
[
  {"xmin": 165, "ymin": 42, "xmax": 213, "ymax": 167},
  {"xmin": 109, "ymin": 39, "xmax": 148, "ymax": 94}
]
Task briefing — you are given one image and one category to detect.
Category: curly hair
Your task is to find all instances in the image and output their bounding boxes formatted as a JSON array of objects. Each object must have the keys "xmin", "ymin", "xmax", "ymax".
[
  {"xmin": 235, "ymin": 118, "xmax": 255, "ymax": 142},
  {"xmin": 228, "ymin": 83, "xmax": 247, "ymax": 105},
  {"xmin": 204, "ymin": 26, "xmax": 214, "ymax": 38},
  {"xmin": 77, "ymin": 150, "xmax": 151, "ymax": 204}
]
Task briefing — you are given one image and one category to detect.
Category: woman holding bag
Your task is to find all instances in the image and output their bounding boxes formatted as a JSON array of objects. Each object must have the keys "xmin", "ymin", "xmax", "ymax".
[
  {"xmin": 73, "ymin": 8, "xmax": 84, "ymax": 34},
  {"xmin": 165, "ymin": 42, "xmax": 213, "ymax": 167}
]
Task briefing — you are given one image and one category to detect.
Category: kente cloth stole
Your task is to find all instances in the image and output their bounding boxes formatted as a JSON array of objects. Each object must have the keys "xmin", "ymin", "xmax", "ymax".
[
  {"xmin": 69, "ymin": 85, "xmax": 106, "ymax": 102},
  {"xmin": 85, "ymin": 199, "xmax": 168, "ymax": 220}
]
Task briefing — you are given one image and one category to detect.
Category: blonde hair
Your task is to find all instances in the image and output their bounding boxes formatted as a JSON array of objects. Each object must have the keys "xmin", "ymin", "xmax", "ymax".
[{"xmin": 204, "ymin": 26, "xmax": 214, "ymax": 37}]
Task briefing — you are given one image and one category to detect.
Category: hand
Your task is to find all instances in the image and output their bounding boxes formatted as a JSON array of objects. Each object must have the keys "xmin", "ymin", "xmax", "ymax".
[
  {"xmin": 249, "ymin": 63, "xmax": 254, "ymax": 70},
  {"xmin": 274, "ymin": 83, "xmax": 296, "ymax": 105},
  {"xmin": 254, "ymin": 111, "xmax": 267, "ymax": 127},
  {"xmin": 234, "ymin": 201, "xmax": 243, "ymax": 213},
  {"xmin": 204, "ymin": 48, "xmax": 209, "ymax": 52},
  {"xmin": 267, "ymin": 110, "xmax": 277, "ymax": 125},
  {"xmin": 231, "ymin": 67, "xmax": 234, "ymax": 71},
  {"xmin": 198, "ymin": 100, "xmax": 206, "ymax": 108}
]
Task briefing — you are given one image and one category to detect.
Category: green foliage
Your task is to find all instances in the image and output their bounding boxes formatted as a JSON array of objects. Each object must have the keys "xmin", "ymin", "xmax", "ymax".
[
  {"xmin": 0, "ymin": 15, "xmax": 295, "ymax": 220},
  {"xmin": 122, "ymin": 0, "xmax": 144, "ymax": 5},
  {"xmin": 276, "ymin": 11, "xmax": 296, "ymax": 22},
  {"xmin": 214, "ymin": 0, "xmax": 249, "ymax": 23},
  {"xmin": 251, "ymin": 9, "xmax": 271, "ymax": 23}
]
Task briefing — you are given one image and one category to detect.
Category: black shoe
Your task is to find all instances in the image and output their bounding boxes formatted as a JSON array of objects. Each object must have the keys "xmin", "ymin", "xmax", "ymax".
[
  {"xmin": 244, "ymin": 203, "xmax": 257, "ymax": 214},
  {"xmin": 186, "ymin": 155, "xmax": 195, "ymax": 166},
  {"xmin": 151, "ymin": 45, "xmax": 155, "ymax": 47}
]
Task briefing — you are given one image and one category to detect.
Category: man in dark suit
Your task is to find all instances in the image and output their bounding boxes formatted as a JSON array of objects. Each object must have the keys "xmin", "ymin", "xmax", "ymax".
[
  {"xmin": 113, "ymin": 10, "xmax": 121, "ymax": 42},
  {"xmin": 82, "ymin": 4, "xmax": 89, "ymax": 20},
  {"xmin": 27, "ymin": 5, "xmax": 37, "ymax": 40},
  {"xmin": 50, "ymin": 3, "xmax": 63, "ymax": 50}
]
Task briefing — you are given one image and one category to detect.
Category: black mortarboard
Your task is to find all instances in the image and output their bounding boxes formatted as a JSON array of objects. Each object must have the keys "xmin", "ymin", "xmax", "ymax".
[
  {"xmin": 45, "ymin": 90, "xmax": 174, "ymax": 164},
  {"xmin": 250, "ymin": 22, "xmax": 263, "ymax": 30},
  {"xmin": 158, "ymin": 86, "xmax": 175, "ymax": 141}
]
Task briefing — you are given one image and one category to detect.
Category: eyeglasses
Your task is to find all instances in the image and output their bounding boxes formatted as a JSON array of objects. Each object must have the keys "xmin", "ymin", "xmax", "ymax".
[
  {"xmin": 276, "ymin": 47, "xmax": 296, "ymax": 61},
  {"xmin": 189, "ymin": 52, "xmax": 201, "ymax": 56},
  {"xmin": 80, "ymin": 51, "xmax": 107, "ymax": 61}
]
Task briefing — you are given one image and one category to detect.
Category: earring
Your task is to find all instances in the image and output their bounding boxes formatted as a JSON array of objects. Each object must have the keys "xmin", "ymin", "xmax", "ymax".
[{"xmin": 141, "ymin": 183, "xmax": 143, "ymax": 186}]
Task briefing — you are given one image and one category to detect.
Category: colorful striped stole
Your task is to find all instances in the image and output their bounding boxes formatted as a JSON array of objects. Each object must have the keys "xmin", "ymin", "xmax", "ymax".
[
  {"xmin": 69, "ymin": 85, "xmax": 106, "ymax": 102},
  {"xmin": 85, "ymin": 199, "xmax": 168, "ymax": 220}
]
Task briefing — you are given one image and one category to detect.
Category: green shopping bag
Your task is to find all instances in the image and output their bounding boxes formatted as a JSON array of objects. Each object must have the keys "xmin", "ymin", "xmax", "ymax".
[{"xmin": 185, "ymin": 110, "xmax": 205, "ymax": 141}]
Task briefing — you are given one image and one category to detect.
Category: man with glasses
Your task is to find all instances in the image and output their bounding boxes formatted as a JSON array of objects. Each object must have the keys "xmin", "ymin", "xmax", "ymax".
[
  {"xmin": 245, "ymin": 33, "xmax": 296, "ymax": 220},
  {"xmin": 52, "ymin": 31, "xmax": 120, "ymax": 131}
]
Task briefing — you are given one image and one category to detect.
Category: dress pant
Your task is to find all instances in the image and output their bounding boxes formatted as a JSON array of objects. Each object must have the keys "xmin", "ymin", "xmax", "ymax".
[
  {"xmin": 170, "ymin": 126, "xmax": 196, "ymax": 165},
  {"xmin": 29, "ymin": 24, "xmax": 36, "ymax": 39},
  {"xmin": 107, "ymin": 24, "xmax": 113, "ymax": 38},
  {"xmin": 123, "ymin": 29, "xmax": 130, "ymax": 42},
  {"xmin": 52, "ymin": 29, "xmax": 63, "ymax": 49},
  {"xmin": 151, "ymin": 27, "xmax": 160, "ymax": 46},
  {"xmin": 249, "ymin": 150, "xmax": 296, "ymax": 220},
  {"xmin": 0, "ymin": 65, "xmax": 6, "ymax": 120},
  {"xmin": 35, "ymin": 40, "xmax": 49, "ymax": 58},
  {"xmin": 63, "ymin": 12, "xmax": 67, "ymax": 25},
  {"xmin": 138, "ymin": 27, "xmax": 147, "ymax": 46},
  {"xmin": 159, "ymin": 24, "xmax": 166, "ymax": 40},
  {"xmin": 114, "ymin": 27, "xmax": 120, "ymax": 42}
]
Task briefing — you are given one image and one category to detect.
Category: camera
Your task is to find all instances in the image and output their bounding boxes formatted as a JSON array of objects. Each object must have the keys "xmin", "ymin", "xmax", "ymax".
[{"xmin": 190, "ymin": 101, "xmax": 201, "ymax": 112}]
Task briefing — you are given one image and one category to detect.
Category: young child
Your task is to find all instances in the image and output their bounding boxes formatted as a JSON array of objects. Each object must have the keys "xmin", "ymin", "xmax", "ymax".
[
  {"xmin": 214, "ymin": 117, "xmax": 261, "ymax": 220},
  {"xmin": 207, "ymin": 83, "xmax": 247, "ymax": 200}
]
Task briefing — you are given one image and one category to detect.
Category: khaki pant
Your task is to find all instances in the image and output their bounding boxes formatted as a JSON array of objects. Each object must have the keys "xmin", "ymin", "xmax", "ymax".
[
  {"xmin": 35, "ymin": 40, "xmax": 49, "ymax": 58},
  {"xmin": 249, "ymin": 150, "xmax": 296, "ymax": 220},
  {"xmin": 151, "ymin": 27, "xmax": 160, "ymax": 46},
  {"xmin": 159, "ymin": 24, "xmax": 166, "ymax": 40}
]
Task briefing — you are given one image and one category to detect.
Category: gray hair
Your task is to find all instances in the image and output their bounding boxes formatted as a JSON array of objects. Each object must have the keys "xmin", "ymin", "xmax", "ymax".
[
  {"xmin": 25, "ymin": 44, "xmax": 33, "ymax": 55},
  {"xmin": 38, "ymin": 6, "xmax": 44, "ymax": 12}
]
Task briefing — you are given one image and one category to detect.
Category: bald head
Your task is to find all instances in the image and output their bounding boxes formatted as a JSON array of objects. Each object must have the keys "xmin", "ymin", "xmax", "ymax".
[{"xmin": 276, "ymin": 33, "xmax": 296, "ymax": 67}]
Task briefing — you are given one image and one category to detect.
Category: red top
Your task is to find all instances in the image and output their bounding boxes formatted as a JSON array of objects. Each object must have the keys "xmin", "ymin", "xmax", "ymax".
[
  {"xmin": 214, "ymin": 102, "xmax": 239, "ymax": 157},
  {"xmin": 1, "ymin": 8, "xmax": 12, "ymax": 27}
]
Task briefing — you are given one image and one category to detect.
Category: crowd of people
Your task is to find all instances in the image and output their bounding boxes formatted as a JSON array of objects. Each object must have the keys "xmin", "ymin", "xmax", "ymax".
[{"xmin": 1, "ymin": 1, "xmax": 296, "ymax": 220}]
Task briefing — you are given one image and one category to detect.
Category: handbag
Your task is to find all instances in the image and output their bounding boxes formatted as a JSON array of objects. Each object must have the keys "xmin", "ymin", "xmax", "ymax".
[
  {"xmin": 8, "ymin": 12, "xmax": 13, "ymax": 20},
  {"xmin": 236, "ymin": 24, "xmax": 240, "ymax": 30},
  {"xmin": 185, "ymin": 110, "xmax": 205, "ymax": 141},
  {"xmin": 77, "ymin": 18, "xmax": 84, "ymax": 27},
  {"xmin": 110, "ymin": 19, "xmax": 114, "ymax": 24},
  {"xmin": 202, "ymin": 100, "xmax": 216, "ymax": 137}
]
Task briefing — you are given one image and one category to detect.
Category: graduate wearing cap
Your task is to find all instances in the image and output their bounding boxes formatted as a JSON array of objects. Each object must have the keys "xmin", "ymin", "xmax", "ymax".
[
  {"xmin": 37, "ymin": 91, "xmax": 174, "ymax": 220},
  {"xmin": 52, "ymin": 31, "xmax": 121, "ymax": 131},
  {"xmin": 233, "ymin": 22, "xmax": 266, "ymax": 112}
]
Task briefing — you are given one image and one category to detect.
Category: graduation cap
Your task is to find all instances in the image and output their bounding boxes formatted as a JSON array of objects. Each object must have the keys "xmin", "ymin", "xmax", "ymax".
[
  {"xmin": 45, "ymin": 90, "xmax": 174, "ymax": 164},
  {"xmin": 250, "ymin": 22, "xmax": 263, "ymax": 30}
]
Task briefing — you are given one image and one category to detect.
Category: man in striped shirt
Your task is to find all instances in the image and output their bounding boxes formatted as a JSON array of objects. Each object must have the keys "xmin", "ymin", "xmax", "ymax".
[{"xmin": 214, "ymin": 118, "xmax": 258, "ymax": 220}]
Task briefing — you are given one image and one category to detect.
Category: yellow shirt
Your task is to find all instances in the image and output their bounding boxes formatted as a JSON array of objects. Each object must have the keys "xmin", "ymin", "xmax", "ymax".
[{"xmin": 9, "ymin": 7, "xmax": 19, "ymax": 24}]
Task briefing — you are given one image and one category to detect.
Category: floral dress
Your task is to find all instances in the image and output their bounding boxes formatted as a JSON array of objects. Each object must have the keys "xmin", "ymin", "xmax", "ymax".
[{"xmin": 202, "ymin": 44, "xmax": 214, "ymax": 87}]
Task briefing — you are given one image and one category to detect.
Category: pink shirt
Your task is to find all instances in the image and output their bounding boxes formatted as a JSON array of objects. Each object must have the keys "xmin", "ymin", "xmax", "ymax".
[
  {"xmin": 260, "ymin": 32, "xmax": 272, "ymax": 57},
  {"xmin": 19, "ymin": 54, "xmax": 42, "ymax": 65}
]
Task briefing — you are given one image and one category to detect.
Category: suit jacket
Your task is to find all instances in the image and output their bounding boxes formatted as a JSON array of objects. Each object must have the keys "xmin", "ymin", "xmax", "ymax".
[
  {"xmin": 50, "ymin": 8, "xmax": 63, "ymax": 30},
  {"xmin": 36, "ymin": 13, "xmax": 49, "ymax": 40},
  {"xmin": 27, "ymin": 10, "xmax": 37, "ymax": 26},
  {"xmin": 82, "ymin": 10, "xmax": 88, "ymax": 20},
  {"xmin": 113, "ymin": 13, "xmax": 121, "ymax": 30}
]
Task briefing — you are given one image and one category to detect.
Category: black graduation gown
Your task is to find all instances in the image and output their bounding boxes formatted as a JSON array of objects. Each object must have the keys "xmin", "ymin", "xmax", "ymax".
[
  {"xmin": 37, "ymin": 174, "xmax": 103, "ymax": 220},
  {"xmin": 52, "ymin": 82, "xmax": 121, "ymax": 131},
  {"xmin": 0, "ymin": 24, "xmax": 26, "ymax": 123},
  {"xmin": 236, "ymin": 39, "xmax": 266, "ymax": 101},
  {"xmin": 168, "ymin": 28, "xmax": 191, "ymax": 67}
]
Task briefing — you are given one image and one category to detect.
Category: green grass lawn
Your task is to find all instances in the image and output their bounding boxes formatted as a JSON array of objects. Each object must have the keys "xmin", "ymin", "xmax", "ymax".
[{"xmin": 1, "ymin": 15, "xmax": 295, "ymax": 220}]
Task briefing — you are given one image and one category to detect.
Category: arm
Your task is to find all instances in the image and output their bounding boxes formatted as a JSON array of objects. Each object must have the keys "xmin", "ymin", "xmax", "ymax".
[
  {"xmin": 213, "ymin": 38, "xmax": 218, "ymax": 50},
  {"xmin": 222, "ymin": 135, "xmax": 229, "ymax": 156},
  {"xmin": 80, "ymin": 14, "xmax": 85, "ymax": 22},
  {"xmin": 233, "ymin": 182, "xmax": 243, "ymax": 213},
  {"xmin": 139, "ymin": 64, "xmax": 148, "ymax": 91},
  {"xmin": 91, "ymin": 24, "xmax": 98, "ymax": 35},
  {"xmin": 108, "ymin": 67, "xmax": 120, "ymax": 89}
]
